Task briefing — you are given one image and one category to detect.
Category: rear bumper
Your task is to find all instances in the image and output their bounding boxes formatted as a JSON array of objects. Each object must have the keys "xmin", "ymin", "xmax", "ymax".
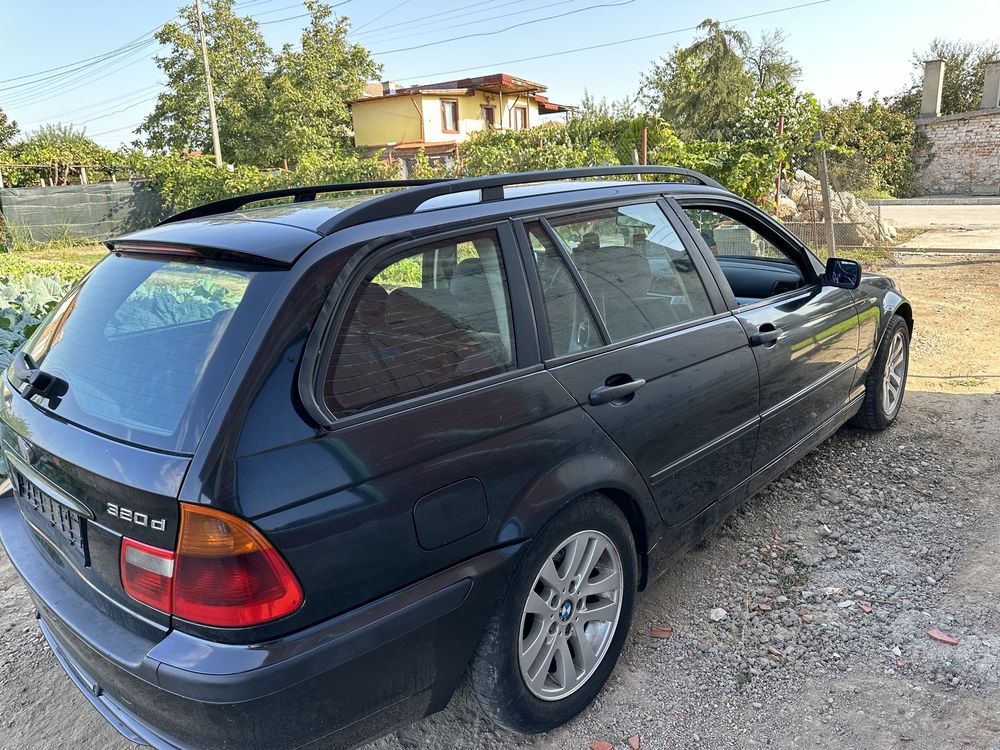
[{"xmin": 0, "ymin": 492, "xmax": 522, "ymax": 749}]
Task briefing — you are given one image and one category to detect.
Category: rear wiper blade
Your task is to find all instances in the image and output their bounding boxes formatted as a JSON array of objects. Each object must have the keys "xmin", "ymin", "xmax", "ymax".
[{"xmin": 13, "ymin": 350, "xmax": 68, "ymax": 404}]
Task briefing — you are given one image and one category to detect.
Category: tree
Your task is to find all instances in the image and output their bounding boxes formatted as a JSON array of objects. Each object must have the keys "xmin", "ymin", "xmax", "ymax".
[
  {"xmin": 262, "ymin": 1, "xmax": 381, "ymax": 165},
  {"xmin": 3, "ymin": 124, "xmax": 113, "ymax": 186},
  {"xmin": 745, "ymin": 29, "xmax": 801, "ymax": 89},
  {"xmin": 822, "ymin": 97, "xmax": 919, "ymax": 196},
  {"xmin": 0, "ymin": 107, "xmax": 18, "ymax": 151},
  {"xmin": 140, "ymin": 0, "xmax": 272, "ymax": 163},
  {"xmin": 640, "ymin": 19, "xmax": 753, "ymax": 140},
  {"xmin": 729, "ymin": 82, "xmax": 819, "ymax": 169},
  {"xmin": 892, "ymin": 38, "xmax": 1000, "ymax": 117},
  {"xmin": 139, "ymin": 0, "xmax": 380, "ymax": 166}
]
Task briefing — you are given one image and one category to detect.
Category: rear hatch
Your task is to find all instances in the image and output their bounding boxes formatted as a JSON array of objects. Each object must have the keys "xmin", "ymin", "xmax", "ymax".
[{"xmin": 1, "ymin": 249, "xmax": 283, "ymax": 635}]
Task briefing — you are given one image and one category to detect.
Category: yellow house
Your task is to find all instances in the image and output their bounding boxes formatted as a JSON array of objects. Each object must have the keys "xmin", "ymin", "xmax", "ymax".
[{"xmin": 349, "ymin": 73, "xmax": 573, "ymax": 160}]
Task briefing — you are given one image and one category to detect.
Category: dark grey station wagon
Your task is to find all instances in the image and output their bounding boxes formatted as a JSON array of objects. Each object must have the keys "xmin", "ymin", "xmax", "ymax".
[{"xmin": 0, "ymin": 167, "xmax": 912, "ymax": 749}]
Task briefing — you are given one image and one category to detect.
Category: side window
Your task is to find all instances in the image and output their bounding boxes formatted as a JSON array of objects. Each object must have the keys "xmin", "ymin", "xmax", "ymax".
[
  {"xmin": 683, "ymin": 207, "xmax": 807, "ymax": 303},
  {"xmin": 545, "ymin": 203, "xmax": 714, "ymax": 343},
  {"xmin": 324, "ymin": 230, "xmax": 515, "ymax": 416},
  {"xmin": 524, "ymin": 222, "xmax": 601, "ymax": 357},
  {"xmin": 684, "ymin": 208, "xmax": 788, "ymax": 260}
]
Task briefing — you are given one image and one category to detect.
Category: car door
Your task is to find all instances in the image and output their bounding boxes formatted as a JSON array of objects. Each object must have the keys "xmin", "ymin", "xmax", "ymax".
[
  {"xmin": 514, "ymin": 200, "xmax": 760, "ymax": 527},
  {"xmin": 673, "ymin": 198, "xmax": 861, "ymax": 471}
]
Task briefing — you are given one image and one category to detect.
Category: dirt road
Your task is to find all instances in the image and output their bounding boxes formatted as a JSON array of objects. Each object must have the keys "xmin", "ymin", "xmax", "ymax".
[{"xmin": 2, "ymin": 252, "xmax": 999, "ymax": 750}]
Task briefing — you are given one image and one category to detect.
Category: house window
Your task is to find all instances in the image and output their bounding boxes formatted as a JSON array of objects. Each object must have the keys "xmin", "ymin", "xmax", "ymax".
[
  {"xmin": 441, "ymin": 99, "xmax": 459, "ymax": 133},
  {"xmin": 481, "ymin": 105, "xmax": 496, "ymax": 128},
  {"xmin": 511, "ymin": 105, "xmax": 527, "ymax": 130}
]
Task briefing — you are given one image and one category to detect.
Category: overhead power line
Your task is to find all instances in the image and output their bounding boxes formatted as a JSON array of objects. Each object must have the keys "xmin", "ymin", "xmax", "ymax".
[
  {"xmin": 374, "ymin": 0, "xmax": 635, "ymax": 55},
  {"xmin": 355, "ymin": 0, "xmax": 565, "ymax": 45},
  {"xmin": 352, "ymin": 0, "xmax": 414, "ymax": 34},
  {"xmin": 395, "ymin": 0, "xmax": 831, "ymax": 83},
  {"xmin": 351, "ymin": 0, "xmax": 510, "ymax": 39}
]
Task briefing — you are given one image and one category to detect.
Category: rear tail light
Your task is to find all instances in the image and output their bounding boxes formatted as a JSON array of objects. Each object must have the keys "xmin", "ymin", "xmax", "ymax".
[
  {"xmin": 121, "ymin": 538, "xmax": 174, "ymax": 612},
  {"xmin": 119, "ymin": 504, "xmax": 303, "ymax": 628}
]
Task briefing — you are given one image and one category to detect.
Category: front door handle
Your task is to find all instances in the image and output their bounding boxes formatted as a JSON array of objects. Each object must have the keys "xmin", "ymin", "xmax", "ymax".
[
  {"xmin": 589, "ymin": 378, "xmax": 646, "ymax": 406},
  {"xmin": 750, "ymin": 324, "xmax": 782, "ymax": 347}
]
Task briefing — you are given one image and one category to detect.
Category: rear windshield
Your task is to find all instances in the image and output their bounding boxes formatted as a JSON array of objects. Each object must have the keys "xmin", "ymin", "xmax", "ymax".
[{"xmin": 11, "ymin": 254, "xmax": 280, "ymax": 453}]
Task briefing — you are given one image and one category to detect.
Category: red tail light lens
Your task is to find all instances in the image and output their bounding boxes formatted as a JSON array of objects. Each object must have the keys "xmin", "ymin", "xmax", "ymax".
[
  {"xmin": 118, "ymin": 505, "xmax": 303, "ymax": 627},
  {"xmin": 172, "ymin": 504, "xmax": 304, "ymax": 627},
  {"xmin": 121, "ymin": 538, "xmax": 174, "ymax": 612}
]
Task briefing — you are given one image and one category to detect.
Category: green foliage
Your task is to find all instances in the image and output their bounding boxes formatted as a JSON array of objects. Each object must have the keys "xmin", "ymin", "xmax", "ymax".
[
  {"xmin": 1, "ymin": 124, "xmax": 115, "ymax": 186},
  {"xmin": 456, "ymin": 114, "xmax": 785, "ymax": 206},
  {"xmin": 892, "ymin": 38, "xmax": 1000, "ymax": 117},
  {"xmin": 140, "ymin": 0, "xmax": 379, "ymax": 166},
  {"xmin": 141, "ymin": 0, "xmax": 272, "ymax": 162},
  {"xmin": 729, "ymin": 82, "xmax": 820, "ymax": 168},
  {"xmin": 0, "ymin": 274, "xmax": 73, "ymax": 369},
  {"xmin": 457, "ymin": 125, "xmax": 616, "ymax": 176},
  {"xmin": 640, "ymin": 19, "xmax": 755, "ymax": 140},
  {"xmin": 122, "ymin": 148, "xmax": 395, "ymax": 213},
  {"xmin": 263, "ymin": 1, "xmax": 380, "ymax": 165},
  {"xmin": 822, "ymin": 97, "xmax": 919, "ymax": 196},
  {"xmin": 0, "ymin": 107, "xmax": 18, "ymax": 151}
]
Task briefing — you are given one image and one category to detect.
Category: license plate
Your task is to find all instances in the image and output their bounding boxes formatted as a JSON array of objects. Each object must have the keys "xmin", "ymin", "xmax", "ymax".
[{"xmin": 12, "ymin": 468, "xmax": 87, "ymax": 559}]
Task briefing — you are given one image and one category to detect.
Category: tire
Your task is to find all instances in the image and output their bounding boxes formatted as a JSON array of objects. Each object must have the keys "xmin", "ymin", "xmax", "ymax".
[
  {"xmin": 468, "ymin": 494, "xmax": 637, "ymax": 734},
  {"xmin": 851, "ymin": 314, "xmax": 910, "ymax": 431}
]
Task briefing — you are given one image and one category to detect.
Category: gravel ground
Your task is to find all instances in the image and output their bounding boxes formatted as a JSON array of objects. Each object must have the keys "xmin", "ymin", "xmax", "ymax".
[{"xmin": 2, "ymin": 252, "xmax": 999, "ymax": 750}]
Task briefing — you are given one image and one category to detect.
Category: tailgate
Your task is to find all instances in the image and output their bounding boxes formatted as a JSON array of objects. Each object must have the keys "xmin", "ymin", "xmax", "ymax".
[{"xmin": 1, "ymin": 375, "xmax": 188, "ymax": 635}]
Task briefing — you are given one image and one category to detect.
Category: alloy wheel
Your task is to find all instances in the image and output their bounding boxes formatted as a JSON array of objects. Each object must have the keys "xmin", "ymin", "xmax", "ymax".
[
  {"xmin": 881, "ymin": 329, "xmax": 907, "ymax": 417},
  {"xmin": 518, "ymin": 530, "xmax": 624, "ymax": 701}
]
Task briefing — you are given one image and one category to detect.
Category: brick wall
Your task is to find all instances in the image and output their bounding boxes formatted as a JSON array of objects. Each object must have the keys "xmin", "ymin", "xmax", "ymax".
[{"xmin": 914, "ymin": 109, "xmax": 1000, "ymax": 195}]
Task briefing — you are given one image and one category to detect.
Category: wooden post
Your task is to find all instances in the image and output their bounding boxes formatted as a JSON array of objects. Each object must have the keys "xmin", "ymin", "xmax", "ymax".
[
  {"xmin": 817, "ymin": 145, "xmax": 836, "ymax": 256},
  {"xmin": 195, "ymin": 0, "xmax": 224, "ymax": 166},
  {"xmin": 80, "ymin": 166, "xmax": 88, "ymax": 185},
  {"xmin": 774, "ymin": 115, "xmax": 785, "ymax": 211},
  {"xmin": 641, "ymin": 127, "xmax": 648, "ymax": 165},
  {"xmin": 0, "ymin": 166, "xmax": 4, "ymax": 189}
]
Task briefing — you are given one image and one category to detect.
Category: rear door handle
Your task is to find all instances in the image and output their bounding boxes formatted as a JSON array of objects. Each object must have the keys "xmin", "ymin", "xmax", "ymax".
[
  {"xmin": 750, "ymin": 325, "xmax": 782, "ymax": 347},
  {"xmin": 588, "ymin": 378, "xmax": 646, "ymax": 406}
]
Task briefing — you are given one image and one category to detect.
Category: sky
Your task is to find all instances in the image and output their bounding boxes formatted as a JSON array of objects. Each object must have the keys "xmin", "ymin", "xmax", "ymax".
[{"xmin": 2, "ymin": 0, "xmax": 999, "ymax": 148}]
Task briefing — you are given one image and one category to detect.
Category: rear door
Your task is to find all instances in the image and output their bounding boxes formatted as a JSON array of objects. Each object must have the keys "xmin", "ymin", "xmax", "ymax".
[
  {"xmin": 514, "ymin": 200, "xmax": 760, "ymax": 526},
  {"xmin": 674, "ymin": 198, "xmax": 861, "ymax": 470}
]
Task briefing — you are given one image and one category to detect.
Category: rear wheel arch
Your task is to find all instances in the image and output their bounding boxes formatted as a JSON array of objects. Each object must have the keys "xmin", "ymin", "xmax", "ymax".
[{"xmin": 588, "ymin": 487, "xmax": 650, "ymax": 591}]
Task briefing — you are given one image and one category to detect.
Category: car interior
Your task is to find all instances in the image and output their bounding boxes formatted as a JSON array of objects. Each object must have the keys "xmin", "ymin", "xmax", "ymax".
[
  {"xmin": 326, "ymin": 232, "xmax": 515, "ymax": 415},
  {"xmin": 683, "ymin": 207, "xmax": 809, "ymax": 305}
]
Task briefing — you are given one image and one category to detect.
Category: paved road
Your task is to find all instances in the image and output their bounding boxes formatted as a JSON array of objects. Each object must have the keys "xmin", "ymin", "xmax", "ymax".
[{"xmin": 877, "ymin": 204, "xmax": 1000, "ymax": 251}]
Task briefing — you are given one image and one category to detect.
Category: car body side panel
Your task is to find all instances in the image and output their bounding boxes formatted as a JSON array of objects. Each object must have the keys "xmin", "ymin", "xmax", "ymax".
[{"xmin": 547, "ymin": 316, "xmax": 759, "ymax": 527}]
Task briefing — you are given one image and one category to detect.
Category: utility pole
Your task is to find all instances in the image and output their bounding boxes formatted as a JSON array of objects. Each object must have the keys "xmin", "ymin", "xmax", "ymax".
[{"xmin": 195, "ymin": 0, "xmax": 223, "ymax": 166}]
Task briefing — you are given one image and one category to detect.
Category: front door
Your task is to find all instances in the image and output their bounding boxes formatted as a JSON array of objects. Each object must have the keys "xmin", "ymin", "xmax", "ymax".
[
  {"xmin": 516, "ymin": 201, "xmax": 760, "ymax": 527},
  {"xmin": 676, "ymin": 200, "xmax": 860, "ymax": 470}
]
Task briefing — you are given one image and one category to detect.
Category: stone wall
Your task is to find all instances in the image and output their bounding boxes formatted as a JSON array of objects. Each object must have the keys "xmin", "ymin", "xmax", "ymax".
[{"xmin": 915, "ymin": 109, "xmax": 1000, "ymax": 195}]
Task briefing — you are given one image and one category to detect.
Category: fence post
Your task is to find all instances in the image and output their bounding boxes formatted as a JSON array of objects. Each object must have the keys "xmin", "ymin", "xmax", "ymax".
[
  {"xmin": 817, "ymin": 144, "xmax": 836, "ymax": 256},
  {"xmin": 80, "ymin": 166, "xmax": 88, "ymax": 185}
]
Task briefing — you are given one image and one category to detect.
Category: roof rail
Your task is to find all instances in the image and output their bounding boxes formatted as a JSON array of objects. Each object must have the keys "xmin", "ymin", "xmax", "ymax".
[
  {"xmin": 318, "ymin": 166, "xmax": 725, "ymax": 235},
  {"xmin": 157, "ymin": 178, "xmax": 450, "ymax": 226}
]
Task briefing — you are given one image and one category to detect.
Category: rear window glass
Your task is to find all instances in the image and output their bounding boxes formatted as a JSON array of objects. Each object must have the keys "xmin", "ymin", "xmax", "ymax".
[{"xmin": 12, "ymin": 254, "xmax": 278, "ymax": 453}]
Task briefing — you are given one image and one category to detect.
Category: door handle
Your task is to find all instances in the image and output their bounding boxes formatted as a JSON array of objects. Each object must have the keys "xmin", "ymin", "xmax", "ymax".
[
  {"xmin": 589, "ymin": 378, "xmax": 646, "ymax": 406},
  {"xmin": 750, "ymin": 324, "xmax": 782, "ymax": 347}
]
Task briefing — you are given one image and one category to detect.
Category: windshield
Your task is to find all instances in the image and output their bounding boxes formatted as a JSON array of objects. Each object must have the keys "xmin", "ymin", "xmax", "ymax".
[{"xmin": 11, "ymin": 254, "xmax": 280, "ymax": 453}]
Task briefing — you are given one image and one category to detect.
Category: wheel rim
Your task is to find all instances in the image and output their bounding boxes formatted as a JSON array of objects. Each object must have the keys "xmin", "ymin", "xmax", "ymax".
[
  {"xmin": 518, "ymin": 529, "xmax": 624, "ymax": 701},
  {"xmin": 881, "ymin": 329, "xmax": 907, "ymax": 417}
]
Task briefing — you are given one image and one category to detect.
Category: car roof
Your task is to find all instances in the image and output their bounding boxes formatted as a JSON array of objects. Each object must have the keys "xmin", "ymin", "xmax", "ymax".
[{"xmin": 112, "ymin": 177, "xmax": 731, "ymax": 266}]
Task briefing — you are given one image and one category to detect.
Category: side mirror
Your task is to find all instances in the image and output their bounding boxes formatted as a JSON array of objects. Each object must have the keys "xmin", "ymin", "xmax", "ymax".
[{"xmin": 824, "ymin": 257, "xmax": 862, "ymax": 290}]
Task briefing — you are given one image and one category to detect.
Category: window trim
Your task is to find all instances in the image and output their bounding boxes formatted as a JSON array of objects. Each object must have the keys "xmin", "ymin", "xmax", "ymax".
[
  {"xmin": 510, "ymin": 105, "xmax": 527, "ymax": 130},
  {"xmin": 511, "ymin": 199, "xmax": 729, "ymax": 365},
  {"xmin": 440, "ymin": 99, "xmax": 460, "ymax": 134},
  {"xmin": 480, "ymin": 104, "xmax": 496, "ymax": 128},
  {"xmin": 299, "ymin": 222, "xmax": 539, "ymax": 428},
  {"xmin": 670, "ymin": 195, "xmax": 824, "ymax": 312}
]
